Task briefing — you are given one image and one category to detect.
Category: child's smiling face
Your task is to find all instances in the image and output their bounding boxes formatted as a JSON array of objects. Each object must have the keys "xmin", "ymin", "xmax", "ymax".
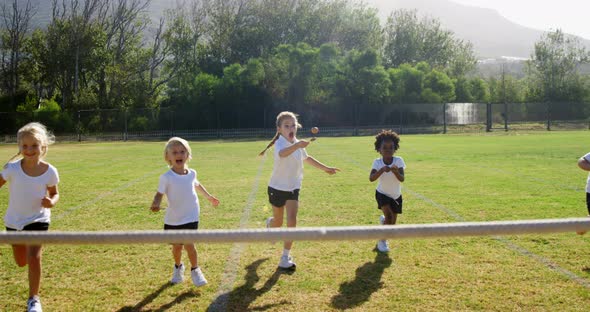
[
  {"xmin": 278, "ymin": 117, "xmax": 298, "ymax": 142},
  {"xmin": 166, "ymin": 143, "xmax": 190, "ymax": 171},
  {"xmin": 19, "ymin": 134, "xmax": 44, "ymax": 161},
  {"xmin": 379, "ymin": 139, "xmax": 395, "ymax": 158}
]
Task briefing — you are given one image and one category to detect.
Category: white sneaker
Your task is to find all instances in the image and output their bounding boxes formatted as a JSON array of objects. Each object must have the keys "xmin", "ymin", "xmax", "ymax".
[
  {"xmin": 191, "ymin": 267, "xmax": 208, "ymax": 287},
  {"xmin": 171, "ymin": 263, "xmax": 185, "ymax": 284},
  {"xmin": 379, "ymin": 215, "xmax": 385, "ymax": 225},
  {"xmin": 27, "ymin": 296, "xmax": 42, "ymax": 312},
  {"xmin": 278, "ymin": 255, "xmax": 296, "ymax": 269},
  {"xmin": 377, "ymin": 240, "xmax": 390, "ymax": 253}
]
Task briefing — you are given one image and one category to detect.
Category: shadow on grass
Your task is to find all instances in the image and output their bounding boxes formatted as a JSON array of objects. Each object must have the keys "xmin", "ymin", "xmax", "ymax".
[
  {"xmin": 207, "ymin": 258, "xmax": 292, "ymax": 312},
  {"xmin": 116, "ymin": 282, "xmax": 200, "ymax": 312},
  {"xmin": 582, "ymin": 266, "xmax": 590, "ymax": 273},
  {"xmin": 330, "ymin": 252, "xmax": 392, "ymax": 310}
]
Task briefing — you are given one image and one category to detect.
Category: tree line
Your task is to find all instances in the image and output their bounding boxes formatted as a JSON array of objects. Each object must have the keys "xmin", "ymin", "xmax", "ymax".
[{"xmin": 0, "ymin": 0, "xmax": 589, "ymax": 133}]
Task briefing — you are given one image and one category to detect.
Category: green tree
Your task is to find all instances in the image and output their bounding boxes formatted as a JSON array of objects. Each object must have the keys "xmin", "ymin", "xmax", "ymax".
[
  {"xmin": 526, "ymin": 29, "xmax": 589, "ymax": 102},
  {"xmin": 382, "ymin": 9, "xmax": 476, "ymax": 77}
]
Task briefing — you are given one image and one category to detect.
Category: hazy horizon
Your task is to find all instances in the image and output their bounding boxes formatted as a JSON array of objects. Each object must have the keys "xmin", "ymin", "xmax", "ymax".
[{"xmin": 449, "ymin": 0, "xmax": 590, "ymax": 40}]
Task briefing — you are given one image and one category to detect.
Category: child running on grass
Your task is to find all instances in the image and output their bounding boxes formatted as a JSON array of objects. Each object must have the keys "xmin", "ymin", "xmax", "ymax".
[
  {"xmin": 577, "ymin": 152, "xmax": 590, "ymax": 235},
  {"xmin": 369, "ymin": 130, "xmax": 405, "ymax": 253},
  {"xmin": 259, "ymin": 111, "xmax": 339, "ymax": 270},
  {"xmin": 1, "ymin": 122, "xmax": 60, "ymax": 312},
  {"xmin": 151, "ymin": 137, "xmax": 219, "ymax": 286}
]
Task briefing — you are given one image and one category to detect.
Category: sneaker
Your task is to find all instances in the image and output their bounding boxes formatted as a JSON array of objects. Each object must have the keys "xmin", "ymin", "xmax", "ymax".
[
  {"xmin": 191, "ymin": 267, "xmax": 208, "ymax": 287},
  {"xmin": 27, "ymin": 296, "xmax": 42, "ymax": 312},
  {"xmin": 171, "ymin": 263, "xmax": 185, "ymax": 284},
  {"xmin": 379, "ymin": 215, "xmax": 385, "ymax": 225},
  {"xmin": 278, "ymin": 255, "xmax": 296, "ymax": 269},
  {"xmin": 377, "ymin": 240, "xmax": 390, "ymax": 253}
]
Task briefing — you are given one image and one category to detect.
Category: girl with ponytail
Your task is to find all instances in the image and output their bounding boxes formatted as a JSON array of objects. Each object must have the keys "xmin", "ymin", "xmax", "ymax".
[{"xmin": 261, "ymin": 112, "xmax": 339, "ymax": 270}]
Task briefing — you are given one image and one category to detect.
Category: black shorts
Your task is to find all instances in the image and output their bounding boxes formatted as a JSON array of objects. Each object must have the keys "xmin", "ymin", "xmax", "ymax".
[
  {"xmin": 6, "ymin": 222, "xmax": 50, "ymax": 232},
  {"xmin": 164, "ymin": 221, "xmax": 199, "ymax": 230},
  {"xmin": 375, "ymin": 191, "xmax": 402, "ymax": 214},
  {"xmin": 586, "ymin": 192, "xmax": 590, "ymax": 215},
  {"xmin": 268, "ymin": 187, "xmax": 299, "ymax": 207}
]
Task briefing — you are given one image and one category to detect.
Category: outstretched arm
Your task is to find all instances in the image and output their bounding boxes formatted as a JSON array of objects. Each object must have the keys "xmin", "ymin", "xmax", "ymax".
[
  {"xmin": 305, "ymin": 156, "xmax": 340, "ymax": 175},
  {"xmin": 578, "ymin": 157, "xmax": 590, "ymax": 171},
  {"xmin": 196, "ymin": 184, "xmax": 220, "ymax": 207}
]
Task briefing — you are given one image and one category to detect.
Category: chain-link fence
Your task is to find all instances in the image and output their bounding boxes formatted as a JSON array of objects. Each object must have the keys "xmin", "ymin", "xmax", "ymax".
[{"xmin": 1, "ymin": 102, "xmax": 588, "ymax": 142}]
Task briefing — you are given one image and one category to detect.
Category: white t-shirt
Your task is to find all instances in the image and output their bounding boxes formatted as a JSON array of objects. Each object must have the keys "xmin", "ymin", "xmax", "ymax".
[
  {"xmin": 268, "ymin": 135, "xmax": 309, "ymax": 191},
  {"xmin": 157, "ymin": 168, "xmax": 201, "ymax": 226},
  {"xmin": 1, "ymin": 159, "xmax": 59, "ymax": 230},
  {"xmin": 372, "ymin": 156, "xmax": 406, "ymax": 199},
  {"xmin": 583, "ymin": 152, "xmax": 590, "ymax": 192}
]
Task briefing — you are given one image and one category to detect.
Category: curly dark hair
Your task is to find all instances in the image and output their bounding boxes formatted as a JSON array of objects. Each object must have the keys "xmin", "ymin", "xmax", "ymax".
[{"xmin": 374, "ymin": 129, "xmax": 400, "ymax": 152}]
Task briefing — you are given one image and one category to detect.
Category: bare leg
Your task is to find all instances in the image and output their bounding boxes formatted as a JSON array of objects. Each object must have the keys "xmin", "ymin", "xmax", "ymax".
[
  {"xmin": 270, "ymin": 205, "xmax": 285, "ymax": 228},
  {"xmin": 12, "ymin": 245, "xmax": 27, "ymax": 267},
  {"xmin": 184, "ymin": 244, "xmax": 198, "ymax": 268},
  {"xmin": 27, "ymin": 245, "xmax": 42, "ymax": 298},
  {"xmin": 171, "ymin": 244, "xmax": 183, "ymax": 265},
  {"xmin": 382, "ymin": 204, "xmax": 396, "ymax": 225},
  {"xmin": 283, "ymin": 200, "xmax": 299, "ymax": 251}
]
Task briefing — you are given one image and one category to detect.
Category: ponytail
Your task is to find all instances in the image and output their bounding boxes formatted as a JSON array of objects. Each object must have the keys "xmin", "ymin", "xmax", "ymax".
[
  {"xmin": 258, "ymin": 132, "xmax": 280, "ymax": 156},
  {"xmin": 4, "ymin": 152, "xmax": 21, "ymax": 168}
]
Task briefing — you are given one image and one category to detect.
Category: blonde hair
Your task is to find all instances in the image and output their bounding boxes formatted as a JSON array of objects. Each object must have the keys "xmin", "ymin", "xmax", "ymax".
[
  {"xmin": 164, "ymin": 137, "xmax": 192, "ymax": 167},
  {"xmin": 258, "ymin": 111, "xmax": 302, "ymax": 156},
  {"xmin": 6, "ymin": 122, "xmax": 55, "ymax": 164}
]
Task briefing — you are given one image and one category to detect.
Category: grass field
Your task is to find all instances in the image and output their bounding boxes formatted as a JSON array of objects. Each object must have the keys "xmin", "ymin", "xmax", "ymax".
[{"xmin": 1, "ymin": 131, "xmax": 590, "ymax": 311}]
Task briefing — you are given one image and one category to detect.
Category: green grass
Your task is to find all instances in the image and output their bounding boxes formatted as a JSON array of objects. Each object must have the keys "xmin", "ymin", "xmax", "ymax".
[{"xmin": 1, "ymin": 131, "xmax": 589, "ymax": 311}]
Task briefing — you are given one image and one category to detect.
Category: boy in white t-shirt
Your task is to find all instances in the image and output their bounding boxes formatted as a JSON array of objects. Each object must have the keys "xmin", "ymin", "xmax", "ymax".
[
  {"xmin": 259, "ymin": 111, "xmax": 339, "ymax": 270},
  {"xmin": 151, "ymin": 137, "xmax": 219, "ymax": 286},
  {"xmin": 577, "ymin": 152, "xmax": 590, "ymax": 235},
  {"xmin": 369, "ymin": 130, "xmax": 405, "ymax": 253}
]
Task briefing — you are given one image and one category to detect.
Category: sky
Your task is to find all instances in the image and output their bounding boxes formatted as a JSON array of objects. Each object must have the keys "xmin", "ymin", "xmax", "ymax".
[{"xmin": 451, "ymin": 0, "xmax": 590, "ymax": 39}]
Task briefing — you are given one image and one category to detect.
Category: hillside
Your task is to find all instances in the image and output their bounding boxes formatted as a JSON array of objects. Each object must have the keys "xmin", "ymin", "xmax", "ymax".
[{"xmin": 7, "ymin": 0, "xmax": 590, "ymax": 59}]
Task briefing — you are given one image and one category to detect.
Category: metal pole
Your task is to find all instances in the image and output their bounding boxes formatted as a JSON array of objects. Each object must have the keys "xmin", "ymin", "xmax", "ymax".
[{"xmin": 443, "ymin": 103, "xmax": 447, "ymax": 134}]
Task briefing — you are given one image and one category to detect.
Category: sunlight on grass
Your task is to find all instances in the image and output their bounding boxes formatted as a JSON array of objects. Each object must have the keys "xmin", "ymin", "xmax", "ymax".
[{"xmin": 1, "ymin": 132, "xmax": 589, "ymax": 310}]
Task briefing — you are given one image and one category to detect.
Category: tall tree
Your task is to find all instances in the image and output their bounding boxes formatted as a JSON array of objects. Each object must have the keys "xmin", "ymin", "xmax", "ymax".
[
  {"xmin": 526, "ymin": 29, "xmax": 589, "ymax": 102},
  {"xmin": 0, "ymin": 0, "xmax": 36, "ymax": 107},
  {"xmin": 382, "ymin": 9, "xmax": 476, "ymax": 77}
]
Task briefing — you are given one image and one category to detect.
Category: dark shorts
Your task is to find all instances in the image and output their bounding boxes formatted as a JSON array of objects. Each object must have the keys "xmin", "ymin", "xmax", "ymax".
[
  {"xmin": 268, "ymin": 187, "xmax": 299, "ymax": 207},
  {"xmin": 586, "ymin": 192, "xmax": 590, "ymax": 215},
  {"xmin": 376, "ymin": 191, "xmax": 403, "ymax": 214},
  {"xmin": 164, "ymin": 221, "xmax": 199, "ymax": 230},
  {"xmin": 6, "ymin": 222, "xmax": 50, "ymax": 232}
]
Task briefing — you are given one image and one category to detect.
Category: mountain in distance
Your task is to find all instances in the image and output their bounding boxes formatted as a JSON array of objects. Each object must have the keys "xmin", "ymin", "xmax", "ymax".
[
  {"xmin": 8, "ymin": 0, "xmax": 590, "ymax": 60},
  {"xmin": 364, "ymin": 0, "xmax": 590, "ymax": 59}
]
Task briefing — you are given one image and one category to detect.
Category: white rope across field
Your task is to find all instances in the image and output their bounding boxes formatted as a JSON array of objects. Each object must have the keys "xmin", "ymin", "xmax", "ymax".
[{"xmin": 0, "ymin": 218, "xmax": 589, "ymax": 245}]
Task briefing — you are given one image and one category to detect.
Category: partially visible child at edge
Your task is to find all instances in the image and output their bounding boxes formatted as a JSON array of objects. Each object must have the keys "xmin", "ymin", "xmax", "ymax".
[
  {"xmin": 1, "ymin": 122, "xmax": 60, "ymax": 312},
  {"xmin": 259, "ymin": 111, "xmax": 340, "ymax": 270},
  {"xmin": 369, "ymin": 130, "xmax": 405, "ymax": 253},
  {"xmin": 577, "ymin": 152, "xmax": 590, "ymax": 235},
  {"xmin": 150, "ymin": 137, "xmax": 219, "ymax": 286}
]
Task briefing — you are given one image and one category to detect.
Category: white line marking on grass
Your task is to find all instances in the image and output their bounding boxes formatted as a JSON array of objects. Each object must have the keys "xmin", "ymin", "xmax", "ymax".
[
  {"xmin": 317, "ymin": 145, "xmax": 590, "ymax": 289},
  {"xmin": 53, "ymin": 168, "xmax": 163, "ymax": 220},
  {"xmin": 209, "ymin": 154, "xmax": 267, "ymax": 312}
]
